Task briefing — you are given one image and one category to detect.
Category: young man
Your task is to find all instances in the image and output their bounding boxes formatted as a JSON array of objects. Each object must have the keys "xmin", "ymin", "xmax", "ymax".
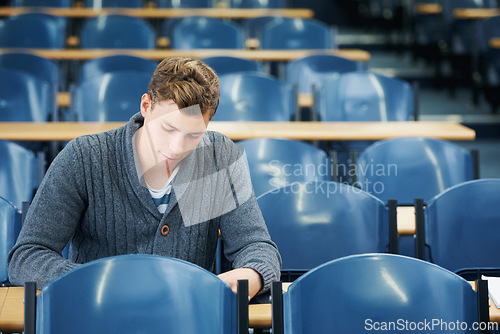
[{"xmin": 8, "ymin": 57, "xmax": 281, "ymax": 298}]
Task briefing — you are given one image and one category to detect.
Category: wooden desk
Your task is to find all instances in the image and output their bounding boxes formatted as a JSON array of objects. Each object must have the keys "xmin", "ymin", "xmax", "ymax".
[
  {"xmin": 0, "ymin": 287, "xmax": 7, "ymax": 324},
  {"xmin": 0, "ymin": 121, "xmax": 476, "ymax": 142},
  {"xmin": 57, "ymin": 91, "xmax": 315, "ymax": 109},
  {"xmin": 0, "ymin": 287, "xmax": 27, "ymax": 333},
  {"xmin": 490, "ymin": 38, "xmax": 500, "ymax": 49},
  {"xmin": 414, "ymin": 4, "xmax": 500, "ymax": 18},
  {"xmin": 0, "ymin": 7, "xmax": 314, "ymax": 19},
  {"xmin": 0, "ymin": 48, "xmax": 371, "ymax": 62},
  {"xmin": 415, "ymin": 3, "xmax": 500, "ymax": 20},
  {"xmin": 57, "ymin": 91, "xmax": 71, "ymax": 108},
  {"xmin": 297, "ymin": 93, "xmax": 313, "ymax": 109},
  {"xmin": 453, "ymin": 8, "xmax": 500, "ymax": 20},
  {"xmin": 397, "ymin": 206, "xmax": 416, "ymax": 235},
  {"xmin": 414, "ymin": 3, "xmax": 442, "ymax": 15}
]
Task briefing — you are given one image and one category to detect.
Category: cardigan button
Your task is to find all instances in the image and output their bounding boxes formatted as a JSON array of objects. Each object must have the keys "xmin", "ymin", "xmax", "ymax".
[{"xmin": 161, "ymin": 225, "xmax": 170, "ymax": 236}]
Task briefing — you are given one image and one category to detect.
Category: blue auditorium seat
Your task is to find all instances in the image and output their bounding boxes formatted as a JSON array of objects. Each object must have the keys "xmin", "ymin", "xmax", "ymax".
[
  {"xmin": 237, "ymin": 138, "xmax": 332, "ymax": 196},
  {"xmin": 285, "ymin": 54, "xmax": 359, "ymax": 94},
  {"xmin": 257, "ymin": 181, "xmax": 395, "ymax": 280},
  {"xmin": 0, "ymin": 68, "xmax": 52, "ymax": 122},
  {"xmin": 423, "ymin": 179, "xmax": 500, "ymax": 274},
  {"xmin": 272, "ymin": 253, "xmax": 486, "ymax": 334},
  {"xmin": 0, "ymin": 53, "xmax": 60, "ymax": 118},
  {"xmin": 72, "ymin": 71, "xmax": 151, "ymax": 121},
  {"xmin": 260, "ymin": 17, "xmax": 336, "ymax": 49},
  {"xmin": 83, "ymin": 0, "xmax": 144, "ymax": 7},
  {"xmin": 155, "ymin": 0, "xmax": 212, "ymax": 8},
  {"xmin": 0, "ymin": 196, "xmax": 22, "ymax": 285},
  {"xmin": 315, "ymin": 71, "xmax": 415, "ymax": 122},
  {"xmin": 26, "ymin": 255, "xmax": 246, "ymax": 333},
  {"xmin": 0, "ymin": 140, "xmax": 38, "ymax": 209},
  {"xmin": 79, "ymin": 15, "xmax": 156, "ymax": 49},
  {"xmin": 213, "ymin": 72, "xmax": 297, "ymax": 121},
  {"xmin": 201, "ymin": 56, "xmax": 263, "ymax": 75},
  {"xmin": 356, "ymin": 137, "xmax": 474, "ymax": 206},
  {"xmin": 170, "ymin": 17, "xmax": 245, "ymax": 49},
  {"xmin": 0, "ymin": 13, "xmax": 67, "ymax": 49},
  {"xmin": 12, "ymin": 0, "xmax": 71, "ymax": 6},
  {"xmin": 230, "ymin": 0, "xmax": 284, "ymax": 8},
  {"xmin": 78, "ymin": 55, "xmax": 157, "ymax": 83}
]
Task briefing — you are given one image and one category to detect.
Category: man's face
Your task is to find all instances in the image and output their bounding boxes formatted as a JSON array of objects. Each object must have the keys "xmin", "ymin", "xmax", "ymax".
[{"xmin": 139, "ymin": 95, "xmax": 211, "ymax": 173}]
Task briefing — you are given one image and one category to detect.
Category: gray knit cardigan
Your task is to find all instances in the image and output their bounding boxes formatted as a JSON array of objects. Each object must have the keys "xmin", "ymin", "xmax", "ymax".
[{"xmin": 8, "ymin": 113, "xmax": 281, "ymax": 290}]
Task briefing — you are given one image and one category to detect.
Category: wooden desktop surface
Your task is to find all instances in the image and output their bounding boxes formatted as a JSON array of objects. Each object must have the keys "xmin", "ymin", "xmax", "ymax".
[
  {"xmin": 0, "ymin": 48, "xmax": 371, "ymax": 62},
  {"xmin": 1, "ymin": 283, "xmax": 499, "ymax": 332},
  {"xmin": 58, "ymin": 91, "xmax": 316, "ymax": 109},
  {"xmin": 453, "ymin": 8, "xmax": 500, "ymax": 19},
  {"xmin": 414, "ymin": 4, "xmax": 500, "ymax": 19},
  {"xmin": 0, "ymin": 121, "xmax": 476, "ymax": 142},
  {"xmin": 0, "ymin": 287, "xmax": 26, "ymax": 333},
  {"xmin": 0, "ymin": 6, "xmax": 314, "ymax": 19},
  {"xmin": 490, "ymin": 38, "xmax": 500, "ymax": 49},
  {"xmin": 414, "ymin": 3, "xmax": 442, "ymax": 15},
  {"xmin": 0, "ymin": 288, "xmax": 6, "ymax": 328}
]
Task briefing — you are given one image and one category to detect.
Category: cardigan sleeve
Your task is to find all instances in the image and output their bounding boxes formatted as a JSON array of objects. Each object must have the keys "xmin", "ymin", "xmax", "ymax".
[
  {"xmin": 7, "ymin": 139, "xmax": 88, "ymax": 288},
  {"xmin": 213, "ymin": 135, "xmax": 282, "ymax": 293}
]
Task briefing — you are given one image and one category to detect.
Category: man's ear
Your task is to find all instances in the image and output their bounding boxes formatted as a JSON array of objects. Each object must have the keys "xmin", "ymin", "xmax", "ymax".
[{"xmin": 140, "ymin": 93, "xmax": 152, "ymax": 118}]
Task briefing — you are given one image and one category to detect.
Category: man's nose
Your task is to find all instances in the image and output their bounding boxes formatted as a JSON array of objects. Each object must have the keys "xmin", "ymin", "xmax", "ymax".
[{"xmin": 169, "ymin": 135, "xmax": 184, "ymax": 157}]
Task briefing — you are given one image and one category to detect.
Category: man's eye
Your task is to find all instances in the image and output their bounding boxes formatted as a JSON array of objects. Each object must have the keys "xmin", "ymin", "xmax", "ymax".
[{"xmin": 162, "ymin": 125, "xmax": 174, "ymax": 132}]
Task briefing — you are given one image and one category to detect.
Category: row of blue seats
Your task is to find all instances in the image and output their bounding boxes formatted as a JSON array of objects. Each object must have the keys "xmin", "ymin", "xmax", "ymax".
[
  {"xmin": 0, "ymin": 53, "xmax": 413, "ymax": 123},
  {"xmin": 257, "ymin": 178, "xmax": 500, "ymax": 278},
  {"xmin": 239, "ymin": 136, "xmax": 475, "ymax": 201},
  {"xmin": 20, "ymin": 252, "xmax": 493, "ymax": 333},
  {"xmin": 0, "ymin": 135, "xmax": 484, "ymax": 282},
  {"xmin": 360, "ymin": 0, "xmax": 499, "ymax": 59},
  {"xmin": 2, "ymin": 1, "xmax": 499, "ymax": 108},
  {"xmin": 3, "ymin": 170, "xmax": 499, "ymax": 287},
  {"xmin": 2, "ymin": 170, "xmax": 498, "ymax": 285},
  {"xmin": 410, "ymin": 0, "xmax": 500, "ymax": 111},
  {"xmin": 5, "ymin": 134, "xmax": 470, "ymax": 214},
  {"xmin": 271, "ymin": 253, "xmax": 492, "ymax": 333},
  {"xmin": 5, "ymin": 182, "xmax": 499, "ymax": 331},
  {"xmin": 8, "ymin": 0, "xmax": 286, "ymax": 9},
  {"xmin": 411, "ymin": 0, "xmax": 499, "ymax": 56},
  {"xmin": 357, "ymin": 0, "xmax": 500, "ymax": 113},
  {"xmin": 238, "ymin": 136, "xmax": 484, "ymax": 279},
  {"xmin": 0, "ymin": 14, "xmax": 337, "ymax": 49},
  {"xmin": 0, "ymin": 51, "xmax": 361, "ymax": 87},
  {"xmin": 1, "ymin": 139, "xmax": 497, "ymax": 332}
]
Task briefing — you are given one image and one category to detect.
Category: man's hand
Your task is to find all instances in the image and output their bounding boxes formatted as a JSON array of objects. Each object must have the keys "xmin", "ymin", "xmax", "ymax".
[{"xmin": 217, "ymin": 268, "xmax": 263, "ymax": 299}]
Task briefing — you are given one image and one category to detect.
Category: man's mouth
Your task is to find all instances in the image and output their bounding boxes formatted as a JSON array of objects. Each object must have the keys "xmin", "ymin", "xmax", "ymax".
[{"xmin": 160, "ymin": 152, "xmax": 180, "ymax": 162}]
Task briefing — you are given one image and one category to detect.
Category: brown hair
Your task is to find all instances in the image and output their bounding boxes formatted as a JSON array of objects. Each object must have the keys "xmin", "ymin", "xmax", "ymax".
[{"xmin": 148, "ymin": 57, "xmax": 220, "ymax": 118}]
